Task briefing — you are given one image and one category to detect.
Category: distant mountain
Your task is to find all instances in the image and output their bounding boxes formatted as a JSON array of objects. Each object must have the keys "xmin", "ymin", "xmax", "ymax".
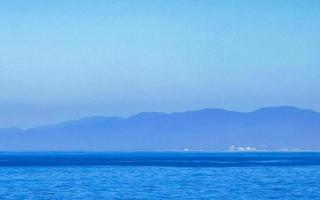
[
  {"xmin": 0, "ymin": 127, "xmax": 22, "ymax": 134},
  {"xmin": 0, "ymin": 106, "xmax": 320, "ymax": 151}
]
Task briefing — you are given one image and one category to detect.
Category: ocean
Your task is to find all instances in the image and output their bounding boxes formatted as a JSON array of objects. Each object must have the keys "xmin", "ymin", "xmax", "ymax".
[{"xmin": 0, "ymin": 152, "xmax": 319, "ymax": 199}]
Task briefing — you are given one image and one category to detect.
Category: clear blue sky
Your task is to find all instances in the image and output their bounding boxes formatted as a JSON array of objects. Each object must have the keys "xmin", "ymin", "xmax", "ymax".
[{"xmin": 0, "ymin": 0, "xmax": 319, "ymax": 128}]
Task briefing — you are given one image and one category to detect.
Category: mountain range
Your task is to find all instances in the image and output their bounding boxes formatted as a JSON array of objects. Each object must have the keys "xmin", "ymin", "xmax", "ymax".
[{"xmin": 0, "ymin": 106, "xmax": 319, "ymax": 151}]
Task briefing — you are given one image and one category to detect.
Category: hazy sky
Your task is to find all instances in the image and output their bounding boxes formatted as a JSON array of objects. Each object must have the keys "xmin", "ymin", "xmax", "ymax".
[{"xmin": 0, "ymin": 0, "xmax": 319, "ymax": 128}]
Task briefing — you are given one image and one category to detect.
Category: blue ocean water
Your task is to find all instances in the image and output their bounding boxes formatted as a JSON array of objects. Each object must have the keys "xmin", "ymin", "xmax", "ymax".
[{"xmin": 0, "ymin": 152, "xmax": 320, "ymax": 200}]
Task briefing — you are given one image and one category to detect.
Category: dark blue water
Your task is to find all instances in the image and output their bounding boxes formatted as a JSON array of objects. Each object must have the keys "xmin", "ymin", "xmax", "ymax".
[{"xmin": 0, "ymin": 152, "xmax": 320, "ymax": 199}]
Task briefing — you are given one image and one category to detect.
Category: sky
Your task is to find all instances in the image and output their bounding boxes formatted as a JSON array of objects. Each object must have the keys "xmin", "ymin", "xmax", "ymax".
[{"xmin": 0, "ymin": 0, "xmax": 319, "ymax": 128}]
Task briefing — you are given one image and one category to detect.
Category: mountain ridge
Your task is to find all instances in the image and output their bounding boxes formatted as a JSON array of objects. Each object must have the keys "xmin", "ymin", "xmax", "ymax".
[{"xmin": 0, "ymin": 106, "xmax": 319, "ymax": 151}]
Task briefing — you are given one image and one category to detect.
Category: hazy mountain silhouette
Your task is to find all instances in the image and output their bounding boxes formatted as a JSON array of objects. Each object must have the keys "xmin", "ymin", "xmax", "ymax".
[{"xmin": 0, "ymin": 106, "xmax": 320, "ymax": 150}]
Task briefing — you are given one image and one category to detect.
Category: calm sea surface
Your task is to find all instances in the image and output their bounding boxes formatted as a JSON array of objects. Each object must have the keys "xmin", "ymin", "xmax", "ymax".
[{"xmin": 0, "ymin": 152, "xmax": 319, "ymax": 200}]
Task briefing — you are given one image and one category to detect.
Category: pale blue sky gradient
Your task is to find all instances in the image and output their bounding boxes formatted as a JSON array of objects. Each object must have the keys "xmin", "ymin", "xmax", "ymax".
[{"xmin": 0, "ymin": 0, "xmax": 319, "ymax": 128}]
